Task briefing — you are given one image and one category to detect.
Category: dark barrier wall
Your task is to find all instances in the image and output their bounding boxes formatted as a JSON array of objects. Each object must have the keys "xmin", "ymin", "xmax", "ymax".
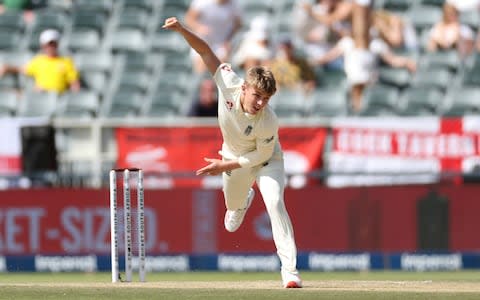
[
  {"xmin": 21, "ymin": 126, "xmax": 57, "ymax": 173},
  {"xmin": 0, "ymin": 185, "xmax": 478, "ymax": 255}
]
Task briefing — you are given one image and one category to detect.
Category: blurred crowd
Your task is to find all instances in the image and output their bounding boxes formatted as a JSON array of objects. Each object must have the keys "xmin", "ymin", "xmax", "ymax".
[
  {"xmin": 184, "ymin": 0, "xmax": 480, "ymax": 113},
  {"xmin": 1, "ymin": 0, "xmax": 480, "ymax": 116}
]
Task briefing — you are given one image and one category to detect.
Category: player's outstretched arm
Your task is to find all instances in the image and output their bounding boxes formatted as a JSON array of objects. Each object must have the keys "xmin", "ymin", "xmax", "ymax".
[
  {"xmin": 196, "ymin": 158, "xmax": 241, "ymax": 176},
  {"xmin": 163, "ymin": 17, "xmax": 221, "ymax": 75}
]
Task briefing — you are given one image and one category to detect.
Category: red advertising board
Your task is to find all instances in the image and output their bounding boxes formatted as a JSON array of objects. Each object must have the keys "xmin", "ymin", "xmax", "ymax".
[
  {"xmin": 0, "ymin": 185, "xmax": 480, "ymax": 255},
  {"xmin": 115, "ymin": 127, "xmax": 327, "ymax": 188},
  {"xmin": 0, "ymin": 189, "xmax": 194, "ymax": 255},
  {"xmin": 328, "ymin": 117, "xmax": 480, "ymax": 187}
]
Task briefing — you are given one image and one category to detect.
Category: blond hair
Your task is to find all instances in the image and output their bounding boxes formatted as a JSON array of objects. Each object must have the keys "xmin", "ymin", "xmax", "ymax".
[{"xmin": 245, "ymin": 66, "xmax": 277, "ymax": 97}]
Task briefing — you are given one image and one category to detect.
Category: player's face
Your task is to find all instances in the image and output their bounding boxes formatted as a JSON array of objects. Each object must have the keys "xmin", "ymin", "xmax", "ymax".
[{"xmin": 241, "ymin": 84, "xmax": 271, "ymax": 115}]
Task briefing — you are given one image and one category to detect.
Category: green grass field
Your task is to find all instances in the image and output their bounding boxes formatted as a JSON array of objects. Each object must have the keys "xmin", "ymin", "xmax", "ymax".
[{"xmin": 1, "ymin": 271, "xmax": 480, "ymax": 300}]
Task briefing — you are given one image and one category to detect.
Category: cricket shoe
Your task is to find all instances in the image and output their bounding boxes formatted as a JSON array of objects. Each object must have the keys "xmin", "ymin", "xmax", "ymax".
[
  {"xmin": 281, "ymin": 270, "xmax": 303, "ymax": 288},
  {"xmin": 224, "ymin": 188, "xmax": 255, "ymax": 232}
]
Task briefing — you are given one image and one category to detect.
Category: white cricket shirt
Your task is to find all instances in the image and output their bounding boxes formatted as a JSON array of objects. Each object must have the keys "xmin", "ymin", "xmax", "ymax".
[{"xmin": 213, "ymin": 63, "xmax": 282, "ymax": 168}]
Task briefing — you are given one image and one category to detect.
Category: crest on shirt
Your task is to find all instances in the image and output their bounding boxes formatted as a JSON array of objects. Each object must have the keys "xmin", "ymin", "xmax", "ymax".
[
  {"xmin": 244, "ymin": 125, "xmax": 253, "ymax": 136},
  {"xmin": 264, "ymin": 136, "xmax": 274, "ymax": 144},
  {"xmin": 225, "ymin": 99, "xmax": 234, "ymax": 111}
]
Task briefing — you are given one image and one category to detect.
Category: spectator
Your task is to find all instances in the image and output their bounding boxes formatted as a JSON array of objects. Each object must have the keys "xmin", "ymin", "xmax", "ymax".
[
  {"xmin": 300, "ymin": 0, "xmax": 353, "ymax": 37},
  {"xmin": 315, "ymin": 33, "xmax": 416, "ymax": 112},
  {"xmin": 187, "ymin": 77, "xmax": 218, "ymax": 117},
  {"xmin": 351, "ymin": 0, "xmax": 372, "ymax": 50},
  {"xmin": 372, "ymin": 10, "xmax": 418, "ymax": 52},
  {"xmin": 232, "ymin": 30, "xmax": 271, "ymax": 73},
  {"xmin": 292, "ymin": 0, "xmax": 351, "ymax": 70},
  {"xmin": 426, "ymin": 3, "xmax": 475, "ymax": 57},
  {"xmin": 0, "ymin": 0, "xmax": 45, "ymax": 24},
  {"xmin": 446, "ymin": 0, "xmax": 480, "ymax": 53},
  {"xmin": 0, "ymin": 29, "xmax": 80, "ymax": 94},
  {"xmin": 269, "ymin": 38, "xmax": 317, "ymax": 93},
  {"xmin": 232, "ymin": 15, "xmax": 271, "ymax": 73},
  {"xmin": 315, "ymin": 0, "xmax": 415, "ymax": 113},
  {"xmin": 185, "ymin": 0, "xmax": 242, "ymax": 74},
  {"xmin": 446, "ymin": 0, "xmax": 480, "ymax": 12}
]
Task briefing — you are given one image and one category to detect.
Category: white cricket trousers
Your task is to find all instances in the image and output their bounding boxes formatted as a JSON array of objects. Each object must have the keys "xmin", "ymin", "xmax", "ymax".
[{"xmin": 222, "ymin": 158, "xmax": 298, "ymax": 273}]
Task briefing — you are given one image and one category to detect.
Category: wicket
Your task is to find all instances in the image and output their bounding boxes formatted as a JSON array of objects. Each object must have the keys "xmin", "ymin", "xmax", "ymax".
[{"xmin": 110, "ymin": 168, "xmax": 146, "ymax": 283}]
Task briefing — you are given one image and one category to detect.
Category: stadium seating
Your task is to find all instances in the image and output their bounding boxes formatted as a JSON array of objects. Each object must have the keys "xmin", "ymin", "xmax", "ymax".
[
  {"xmin": 0, "ymin": 31, "xmax": 22, "ymax": 51},
  {"xmin": 151, "ymin": 29, "xmax": 190, "ymax": 54},
  {"xmin": 270, "ymin": 89, "xmax": 306, "ymax": 118},
  {"xmin": 73, "ymin": 0, "xmax": 115, "ymax": 16},
  {"xmin": 80, "ymin": 70, "xmax": 108, "ymax": 95},
  {"xmin": 0, "ymin": 11, "xmax": 26, "ymax": 33},
  {"xmin": 101, "ymin": 89, "xmax": 143, "ymax": 117},
  {"xmin": 408, "ymin": 5, "xmax": 442, "ymax": 34},
  {"xmin": 381, "ymin": 0, "xmax": 413, "ymax": 13},
  {"xmin": 399, "ymin": 86, "xmax": 444, "ymax": 115},
  {"xmin": 419, "ymin": 51, "xmax": 462, "ymax": 73},
  {"xmin": 17, "ymin": 91, "xmax": 58, "ymax": 117},
  {"xmin": 122, "ymin": 0, "xmax": 156, "ymax": 12},
  {"xmin": 420, "ymin": 0, "xmax": 445, "ymax": 7},
  {"xmin": 117, "ymin": 70, "xmax": 151, "ymax": 94},
  {"xmin": 116, "ymin": 8, "xmax": 151, "ymax": 33},
  {"xmin": 441, "ymin": 87, "xmax": 480, "ymax": 116},
  {"xmin": 74, "ymin": 51, "xmax": 114, "ymax": 74},
  {"xmin": 460, "ymin": 10, "xmax": 480, "ymax": 31},
  {"xmin": 307, "ymin": 88, "xmax": 348, "ymax": 117},
  {"xmin": 57, "ymin": 91, "xmax": 100, "ymax": 118},
  {"xmin": 316, "ymin": 69, "xmax": 348, "ymax": 90},
  {"xmin": 0, "ymin": 0, "xmax": 477, "ymax": 120},
  {"xmin": 110, "ymin": 29, "xmax": 149, "ymax": 53},
  {"xmin": 142, "ymin": 92, "xmax": 182, "ymax": 117},
  {"xmin": 359, "ymin": 84, "xmax": 400, "ymax": 116},
  {"xmin": 65, "ymin": 31, "xmax": 101, "ymax": 52},
  {"xmin": 0, "ymin": 73, "xmax": 19, "ymax": 91},
  {"xmin": 71, "ymin": 9, "xmax": 109, "ymax": 40},
  {"xmin": 239, "ymin": 0, "xmax": 274, "ymax": 24},
  {"xmin": 378, "ymin": 67, "xmax": 412, "ymax": 89},
  {"xmin": 0, "ymin": 90, "xmax": 18, "ymax": 116},
  {"xmin": 123, "ymin": 52, "xmax": 164, "ymax": 73},
  {"xmin": 461, "ymin": 66, "xmax": 480, "ymax": 87},
  {"xmin": 410, "ymin": 68, "xmax": 452, "ymax": 91}
]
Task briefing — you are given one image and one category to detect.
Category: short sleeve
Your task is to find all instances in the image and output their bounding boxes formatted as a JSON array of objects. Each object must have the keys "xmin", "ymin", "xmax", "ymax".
[
  {"xmin": 24, "ymin": 56, "xmax": 38, "ymax": 77},
  {"xmin": 64, "ymin": 57, "xmax": 79, "ymax": 82}
]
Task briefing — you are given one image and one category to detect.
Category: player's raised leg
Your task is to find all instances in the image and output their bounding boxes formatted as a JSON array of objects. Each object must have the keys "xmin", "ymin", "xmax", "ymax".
[{"xmin": 222, "ymin": 166, "xmax": 256, "ymax": 232}]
